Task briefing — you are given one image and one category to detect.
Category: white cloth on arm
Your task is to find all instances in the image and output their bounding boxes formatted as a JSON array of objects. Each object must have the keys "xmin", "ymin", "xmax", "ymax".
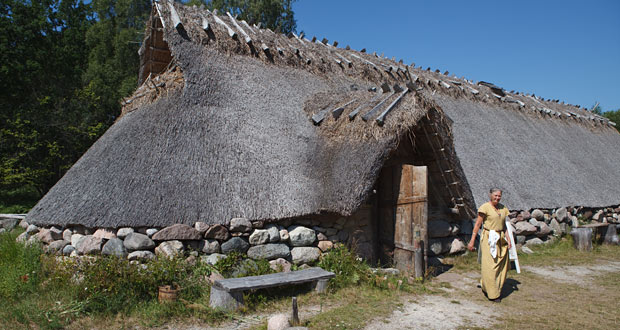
[{"xmin": 488, "ymin": 230, "xmax": 500, "ymax": 258}]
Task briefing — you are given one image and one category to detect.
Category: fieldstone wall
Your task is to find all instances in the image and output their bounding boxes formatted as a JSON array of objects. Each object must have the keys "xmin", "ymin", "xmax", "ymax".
[
  {"xmin": 505, "ymin": 205, "xmax": 620, "ymax": 252},
  {"xmin": 427, "ymin": 218, "xmax": 473, "ymax": 257},
  {"xmin": 4, "ymin": 204, "xmax": 618, "ymax": 266},
  {"xmin": 6, "ymin": 205, "xmax": 375, "ymax": 268}
]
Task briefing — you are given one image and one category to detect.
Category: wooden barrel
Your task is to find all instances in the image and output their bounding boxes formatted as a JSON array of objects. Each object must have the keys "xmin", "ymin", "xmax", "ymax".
[{"xmin": 158, "ymin": 284, "xmax": 179, "ymax": 303}]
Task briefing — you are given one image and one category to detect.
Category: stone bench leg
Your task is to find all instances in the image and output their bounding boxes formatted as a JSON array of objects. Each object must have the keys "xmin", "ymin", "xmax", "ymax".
[
  {"xmin": 209, "ymin": 286, "xmax": 244, "ymax": 311},
  {"xmin": 313, "ymin": 279, "xmax": 329, "ymax": 293}
]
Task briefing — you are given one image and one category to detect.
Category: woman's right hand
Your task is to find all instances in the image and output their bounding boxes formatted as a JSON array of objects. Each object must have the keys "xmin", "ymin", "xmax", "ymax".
[{"xmin": 467, "ymin": 240, "xmax": 475, "ymax": 251}]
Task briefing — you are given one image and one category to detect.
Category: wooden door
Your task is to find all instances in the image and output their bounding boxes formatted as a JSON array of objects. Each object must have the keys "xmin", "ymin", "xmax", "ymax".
[{"xmin": 377, "ymin": 165, "xmax": 428, "ymax": 273}]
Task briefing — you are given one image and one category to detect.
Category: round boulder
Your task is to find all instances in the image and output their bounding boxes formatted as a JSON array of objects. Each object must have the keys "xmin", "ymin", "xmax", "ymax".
[
  {"xmin": 536, "ymin": 222, "xmax": 552, "ymax": 237},
  {"xmin": 124, "ymin": 233, "xmax": 155, "ymax": 251},
  {"xmin": 128, "ymin": 250, "xmax": 155, "ymax": 261},
  {"xmin": 291, "ymin": 247, "xmax": 321, "ymax": 264},
  {"xmin": 514, "ymin": 222, "xmax": 537, "ymax": 236},
  {"xmin": 155, "ymin": 240, "xmax": 185, "ymax": 258},
  {"xmin": 116, "ymin": 228, "xmax": 134, "ymax": 239},
  {"xmin": 76, "ymin": 235, "xmax": 103, "ymax": 255},
  {"xmin": 249, "ymin": 229, "xmax": 270, "ymax": 245},
  {"xmin": 288, "ymin": 226, "xmax": 316, "ymax": 247},
  {"xmin": 531, "ymin": 209, "xmax": 545, "ymax": 221},
  {"xmin": 47, "ymin": 240, "xmax": 70, "ymax": 255},
  {"xmin": 555, "ymin": 207, "xmax": 568, "ymax": 222},
  {"xmin": 152, "ymin": 224, "xmax": 202, "ymax": 241},
  {"xmin": 205, "ymin": 224, "xmax": 230, "ymax": 240},
  {"xmin": 221, "ymin": 237, "xmax": 250, "ymax": 254},
  {"xmin": 199, "ymin": 239, "xmax": 220, "ymax": 254},
  {"xmin": 229, "ymin": 218, "xmax": 252, "ymax": 233},
  {"xmin": 265, "ymin": 224, "xmax": 280, "ymax": 243},
  {"xmin": 102, "ymin": 238, "xmax": 128, "ymax": 257},
  {"xmin": 247, "ymin": 243, "xmax": 291, "ymax": 260}
]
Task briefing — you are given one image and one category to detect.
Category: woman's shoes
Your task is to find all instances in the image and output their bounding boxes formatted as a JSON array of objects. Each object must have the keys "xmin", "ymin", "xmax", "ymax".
[{"xmin": 489, "ymin": 297, "xmax": 502, "ymax": 303}]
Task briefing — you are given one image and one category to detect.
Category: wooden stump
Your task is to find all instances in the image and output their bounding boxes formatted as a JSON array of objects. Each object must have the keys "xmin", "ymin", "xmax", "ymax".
[
  {"xmin": 570, "ymin": 228, "xmax": 593, "ymax": 251},
  {"xmin": 313, "ymin": 279, "xmax": 329, "ymax": 293},
  {"xmin": 291, "ymin": 297, "xmax": 300, "ymax": 326},
  {"xmin": 209, "ymin": 286, "xmax": 244, "ymax": 311},
  {"xmin": 603, "ymin": 224, "xmax": 619, "ymax": 245}
]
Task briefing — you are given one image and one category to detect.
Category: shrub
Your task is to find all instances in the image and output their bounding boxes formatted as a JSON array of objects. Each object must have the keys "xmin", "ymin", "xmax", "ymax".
[
  {"xmin": 213, "ymin": 252, "xmax": 273, "ymax": 278},
  {"xmin": 318, "ymin": 245, "xmax": 372, "ymax": 290}
]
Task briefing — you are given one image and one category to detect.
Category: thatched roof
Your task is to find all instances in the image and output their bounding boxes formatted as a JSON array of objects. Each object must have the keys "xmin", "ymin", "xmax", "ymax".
[{"xmin": 27, "ymin": 1, "xmax": 620, "ymax": 228}]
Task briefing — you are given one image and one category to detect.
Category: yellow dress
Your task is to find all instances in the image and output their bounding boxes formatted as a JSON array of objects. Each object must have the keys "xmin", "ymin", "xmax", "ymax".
[{"xmin": 478, "ymin": 202, "xmax": 510, "ymax": 300}]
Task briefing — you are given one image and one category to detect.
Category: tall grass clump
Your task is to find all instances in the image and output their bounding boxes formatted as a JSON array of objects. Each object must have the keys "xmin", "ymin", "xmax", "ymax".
[
  {"xmin": 0, "ymin": 230, "xmax": 43, "ymax": 301},
  {"xmin": 318, "ymin": 245, "xmax": 372, "ymax": 290}
]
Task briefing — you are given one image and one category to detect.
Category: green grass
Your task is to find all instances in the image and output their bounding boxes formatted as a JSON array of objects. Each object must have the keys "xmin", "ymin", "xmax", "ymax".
[
  {"xmin": 0, "ymin": 229, "xmax": 227, "ymax": 329},
  {"xmin": 2, "ymin": 231, "xmax": 413, "ymax": 329}
]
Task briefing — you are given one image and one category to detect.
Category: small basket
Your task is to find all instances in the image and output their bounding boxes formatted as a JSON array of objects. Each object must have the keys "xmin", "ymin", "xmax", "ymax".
[{"xmin": 158, "ymin": 284, "xmax": 179, "ymax": 303}]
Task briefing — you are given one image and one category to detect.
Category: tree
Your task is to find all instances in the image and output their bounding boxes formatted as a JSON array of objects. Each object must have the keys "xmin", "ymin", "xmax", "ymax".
[
  {"xmin": 602, "ymin": 109, "xmax": 620, "ymax": 133},
  {"xmin": 0, "ymin": 0, "xmax": 95, "ymax": 196},
  {"xmin": 0, "ymin": 0, "xmax": 297, "ymax": 210},
  {"xmin": 184, "ymin": 0, "xmax": 296, "ymax": 33},
  {"xmin": 0, "ymin": 0, "xmax": 150, "ymax": 199}
]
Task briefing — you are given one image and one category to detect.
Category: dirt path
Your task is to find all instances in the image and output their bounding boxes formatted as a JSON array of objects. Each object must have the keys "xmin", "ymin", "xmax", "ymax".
[{"xmin": 363, "ymin": 260, "xmax": 620, "ymax": 329}]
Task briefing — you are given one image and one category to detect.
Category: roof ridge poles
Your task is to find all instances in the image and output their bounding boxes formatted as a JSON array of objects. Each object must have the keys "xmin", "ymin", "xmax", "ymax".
[
  {"xmin": 348, "ymin": 90, "xmax": 382, "ymax": 120},
  {"xmin": 212, "ymin": 13, "xmax": 237, "ymax": 38},
  {"xmin": 361, "ymin": 84, "xmax": 399, "ymax": 122},
  {"xmin": 375, "ymin": 86, "xmax": 411, "ymax": 126},
  {"xmin": 226, "ymin": 12, "xmax": 252, "ymax": 44},
  {"xmin": 348, "ymin": 53, "xmax": 379, "ymax": 71},
  {"xmin": 331, "ymin": 100, "xmax": 355, "ymax": 119},
  {"xmin": 153, "ymin": 1, "xmax": 166, "ymax": 29},
  {"xmin": 167, "ymin": 1, "xmax": 183, "ymax": 30}
]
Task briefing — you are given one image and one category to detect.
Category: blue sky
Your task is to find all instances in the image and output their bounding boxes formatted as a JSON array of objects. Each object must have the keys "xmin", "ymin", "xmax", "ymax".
[{"xmin": 293, "ymin": 0, "xmax": 620, "ymax": 112}]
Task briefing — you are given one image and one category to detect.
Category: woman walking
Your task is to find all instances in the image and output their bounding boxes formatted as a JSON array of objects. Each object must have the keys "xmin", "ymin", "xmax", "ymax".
[{"xmin": 467, "ymin": 188, "xmax": 511, "ymax": 302}]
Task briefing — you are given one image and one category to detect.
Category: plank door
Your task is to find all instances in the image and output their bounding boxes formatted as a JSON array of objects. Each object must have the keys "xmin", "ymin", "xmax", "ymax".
[{"xmin": 377, "ymin": 165, "xmax": 428, "ymax": 273}]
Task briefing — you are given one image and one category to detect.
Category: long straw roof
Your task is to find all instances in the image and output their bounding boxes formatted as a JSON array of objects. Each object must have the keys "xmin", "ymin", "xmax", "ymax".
[{"xmin": 27, "ymin": 1, "xmax": 620, "ymax": 228}]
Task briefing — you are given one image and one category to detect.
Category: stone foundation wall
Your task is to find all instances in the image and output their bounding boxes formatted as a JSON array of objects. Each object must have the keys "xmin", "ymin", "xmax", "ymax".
[
  {"xmin": 3, "ymin": 204, "xmax": 618, "ymax": 265},
  {"xmin": 505, "ymin": 205, "xmax": 620, "ymax": 250},
  {"xmin": 5, "ymin": 205, "xmax": 374, "ymax": 267}
]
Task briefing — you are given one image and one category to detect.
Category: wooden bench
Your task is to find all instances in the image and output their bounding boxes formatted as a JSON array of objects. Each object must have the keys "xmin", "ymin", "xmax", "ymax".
[{"xmin": 209, "ymin": 267, "xmax": 335, "ymax": 310}]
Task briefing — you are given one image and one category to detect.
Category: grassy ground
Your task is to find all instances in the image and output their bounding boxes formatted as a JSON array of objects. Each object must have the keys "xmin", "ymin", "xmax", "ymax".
[
  {"xmin": 1, "ymin": 230, "xmax": 428, "ymax": 329},
  {"xmin": 2, "ymin": 226, "xmax": 618, "ymax": 329},
  {"xmin": 444, "ymin": 237, "xmax": 620, "ymax": 330}
]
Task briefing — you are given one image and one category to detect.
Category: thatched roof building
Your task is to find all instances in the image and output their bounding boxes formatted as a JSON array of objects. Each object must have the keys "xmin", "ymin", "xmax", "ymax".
[{"xmin": 27, "ymin": 1, "xmax": 620, "ymax": 229}]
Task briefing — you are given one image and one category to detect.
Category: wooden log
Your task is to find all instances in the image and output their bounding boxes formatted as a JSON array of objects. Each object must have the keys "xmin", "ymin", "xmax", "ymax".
[
  {"xmin": 331, "ymin": 100, "xmax": 354, "ymax": 120},
  {"xmin": 167, "ymin": 2, "xmax": 183, "ymax": 30},
  {"xmin": 349, "ymin": 93, "xmax": 381, "ymax": 120},
  {"xmin": 335, "ymin": 53, "xmax": 352, "ymax": 67},
  {"xmin": 361, "ymin": 91, "xmax": 395, "ymax": 122},
  {"xmin": 603, "ymin": 224, "xmax": 619, "ymax": 245},
  {"xmin": 376, "ymin": 88, "xmax": 409, "ymax": 126},
  {"xmin": 314, "ymin": 279, "xmax": 329, "ymax": 293},
  {"xmin": 226, "ymin": 12, "xmax": 252, "ymax": 44},
  {"xmin": 291, "ymin": 297, "xmax": 300, "ymax": 326},
  {"xmin": 213, "ymin": 14, "xmax": 237, "ymax": 39},
  {"xmin": 209, "ymin": 286, "xmax": 244, "ymax": 311},
  {"xmin": 201, "ymin": 15, "xmax": 210, "ymax": 32},
  {"xmin": 570, "ymin": 228, "xmax": 593, "ymax": 251},
  {"xmin": 154, "ymin": 2, "xmax": 166, "ymax": 29}
]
